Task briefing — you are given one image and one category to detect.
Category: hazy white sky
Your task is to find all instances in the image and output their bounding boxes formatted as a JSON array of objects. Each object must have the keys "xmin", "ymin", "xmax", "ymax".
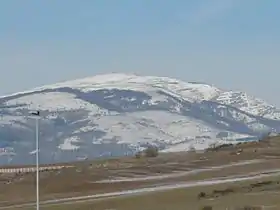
[{"xmin": 0, "ymin": 0, "xmax": 279, "ymax": 105}]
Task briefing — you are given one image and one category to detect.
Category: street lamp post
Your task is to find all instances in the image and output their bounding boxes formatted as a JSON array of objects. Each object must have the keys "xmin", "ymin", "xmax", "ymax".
[
  {"xmin": 35, "ymin": 117, "xmax": 39, "ymax": 210},
  {"xmin": 30, "ymin": 111, "xmax": 40, "ymax": 210}
]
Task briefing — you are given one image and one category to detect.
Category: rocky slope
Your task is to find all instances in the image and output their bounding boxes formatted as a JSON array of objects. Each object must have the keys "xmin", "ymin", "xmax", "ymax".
[{"xmin": 0, "ymin": 73, "xmax": 279, "ymax": 165}]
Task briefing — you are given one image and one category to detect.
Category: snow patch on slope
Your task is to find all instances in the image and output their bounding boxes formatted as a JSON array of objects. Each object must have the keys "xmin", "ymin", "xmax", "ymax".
[
  {"xmin": 5, "ymin": 92, "xmax": 111, "ymax": 117},
  {"xmin": 58, "ymin": 136, "xmax": 80, "ymax": 150},
  {"xmin": 89, "ymin": 111, "xmax": 221, "ymax": 146},
  {"xmin": 5, "ymin": 92, "xmax": 94, "ymax": 111},
  {"xmin": 0, "ymin": 115, "xmax": 27, "ymax": 128},
  {"xmin": 215, "ymin": 91, "xmax": 280, "ymax": 120},
  {"xmin": 5, "ymin": 73, "xmax": 221, "ymax": 103}
]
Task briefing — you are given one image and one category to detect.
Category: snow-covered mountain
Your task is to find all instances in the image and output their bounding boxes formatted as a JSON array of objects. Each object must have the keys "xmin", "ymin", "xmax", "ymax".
[{"xmin": 0, "ymin": 73, "xmax": 279, "ymax": 165}]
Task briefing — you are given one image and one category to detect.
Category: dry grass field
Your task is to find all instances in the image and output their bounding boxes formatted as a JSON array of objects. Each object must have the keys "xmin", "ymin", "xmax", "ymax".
[
  {"xmin": 14, "ymin": 174, "xmax": 280, "ymax": 210},
  {"xmin": 1, "ymin": 135, "xmax": 280, "ymax": 209},
  {"xmin": 28, "ymin": 176, "xmax": 280, "ymax": 210}
]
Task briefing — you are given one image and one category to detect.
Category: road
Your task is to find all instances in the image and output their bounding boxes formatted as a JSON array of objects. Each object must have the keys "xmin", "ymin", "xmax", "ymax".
[{"xmin": 94, "ymin": 159, "xmax": 264, "ymax": 183}]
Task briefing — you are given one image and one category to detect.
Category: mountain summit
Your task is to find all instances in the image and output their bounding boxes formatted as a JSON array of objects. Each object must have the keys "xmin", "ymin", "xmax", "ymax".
[{"xmin": 0, "ymin": 73, "xmax": 279, "ymax": 165}]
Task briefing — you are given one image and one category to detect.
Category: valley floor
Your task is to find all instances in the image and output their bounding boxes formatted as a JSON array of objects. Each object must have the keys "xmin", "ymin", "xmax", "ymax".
[
  {"xmin": 5, "ymin": 173, "xmax": 280, "ymax": 210},
  {"xmin": 1, "ymin": 136, "xmax": 280, "ymax": 209}
]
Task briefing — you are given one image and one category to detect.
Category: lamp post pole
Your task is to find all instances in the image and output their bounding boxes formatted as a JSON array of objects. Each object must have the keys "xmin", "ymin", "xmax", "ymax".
[
  {"xmin": 30, "ymin": 110, "xmax": 40, "ymax": 210},
  {"xmin": 35, "ymin": 117, "xmax": 39, "ymax": 210}
]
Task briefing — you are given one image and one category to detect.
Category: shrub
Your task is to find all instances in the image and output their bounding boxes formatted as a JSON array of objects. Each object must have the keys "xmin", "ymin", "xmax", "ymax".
[
  {"xmin": 198, "ymin": 191, "xmax": 206, "ymax": 199},
  {"xmin": 207, "ymin": 143, "xmax": 234, "ymax": 152},
  {"xmin": 207, "ymin": 142, "xmax": 218, "ymax": 151},
  {"xmin": 188, "ymin": 145, "xmax": 196, "ymax": 152},
  {"xmin": 135, "ymin": 152, "xmax": 141, "ymax": 159},
  {"xmin": 144, "ymin": 146, "xmax": 158, "ymax": 157}
]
